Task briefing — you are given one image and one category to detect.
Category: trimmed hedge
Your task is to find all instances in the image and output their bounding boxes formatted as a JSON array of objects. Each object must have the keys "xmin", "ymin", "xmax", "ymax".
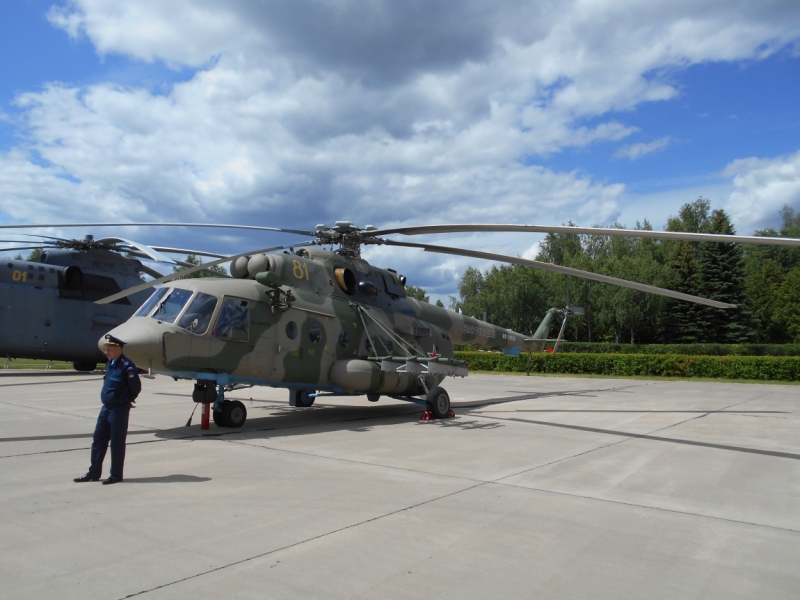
[
  {"xmin": 454, "ymin": 351, "xmax": 800, "ymax": 381},
  {"xmin": 544, "ymin": 343, "xmax": 800, "ymax": 356}
]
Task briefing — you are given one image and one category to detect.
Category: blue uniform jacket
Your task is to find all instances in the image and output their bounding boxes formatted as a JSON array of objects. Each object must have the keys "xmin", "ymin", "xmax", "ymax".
[{"xmin": 101, "ymin": 355, "xmax": 142, "ymax": 406}]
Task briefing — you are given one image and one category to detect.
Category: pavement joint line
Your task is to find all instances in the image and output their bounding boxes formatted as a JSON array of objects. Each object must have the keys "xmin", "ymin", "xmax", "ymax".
[
  {"xmin": 493, "ymin": 481, "xmax": 800, "ymax": 535},
  {"xmin": 118, "ymin": 481, "xmax": 489, "ymax": 599},
  {"xmin": 0, "ymin": 376, "xmax": 104, "ymax": 388},
  {"xmin": 455, "ymin": 381, "xmax": 660, "ymax": 411},
  {"xmin": 479, "ymin": 414, "xmax": 800, "ymax": 461},
  {"xmin": 0, "ymin": 429, "xmax": 160, "ymax": 444},
  {"xmin": 0, "ymin": 397, "xmax": 109, "ymax": 422}
]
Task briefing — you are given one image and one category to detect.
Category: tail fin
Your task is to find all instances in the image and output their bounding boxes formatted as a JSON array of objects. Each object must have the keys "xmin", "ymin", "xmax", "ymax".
[
  {"xmin": 522, "ymin": 308, "xmax": 560, "ymax": 352},
  {"xmin": 532, "ymin": 308, "xmax": 559, "ymax": 340}
]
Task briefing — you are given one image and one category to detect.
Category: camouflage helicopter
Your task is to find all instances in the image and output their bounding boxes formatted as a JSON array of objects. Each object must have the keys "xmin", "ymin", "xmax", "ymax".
[{"xmin": 64, "ymin": 219, "xmax": 798, "ymax": 429}]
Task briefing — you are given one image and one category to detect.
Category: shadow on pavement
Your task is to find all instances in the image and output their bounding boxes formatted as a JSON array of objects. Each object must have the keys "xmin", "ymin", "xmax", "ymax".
[{"xmin": 123, "ymin": 474, "xmax": 212, "ymax": 483}]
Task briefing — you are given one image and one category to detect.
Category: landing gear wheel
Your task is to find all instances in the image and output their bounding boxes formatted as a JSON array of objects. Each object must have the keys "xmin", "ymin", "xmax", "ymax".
[
  {"xmin": 366, "ymin": 392, "xmax": 380, "ymax": 403},
  {"xmin": 222, "ymin": 400, "xmax": 247, "ymax": 428},
  {"xmin": 212, "ymin": 408, "xmax": 225, "ymax": 427},
  {"xmin": 426, "ymin": 386, "xmax": 450, "ymax": 419},
  {"xmin": 292, "ymin": 389, "xmax": 315, "ymax": 407}
]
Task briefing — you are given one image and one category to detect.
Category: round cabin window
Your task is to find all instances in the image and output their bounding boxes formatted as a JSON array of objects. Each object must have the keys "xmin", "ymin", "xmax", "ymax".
[{"xmin": 285, "ymin": 321, "xmax": 298, "ymax": 340}]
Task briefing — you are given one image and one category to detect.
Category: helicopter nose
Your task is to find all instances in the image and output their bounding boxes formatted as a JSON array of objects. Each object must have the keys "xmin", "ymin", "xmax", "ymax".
[{"xmin": 98, "ymin": 320, "xmax": 162, "ymax": 367}]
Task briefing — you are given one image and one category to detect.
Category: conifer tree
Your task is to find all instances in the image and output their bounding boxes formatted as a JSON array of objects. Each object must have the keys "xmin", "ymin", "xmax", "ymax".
[
  {"xmin": 663, "ymin": 241, "xmax": 705, "ymax": 343},
  {"xmin": 695, "ymin": 210, "xmax": 752, "ymax": 343}
]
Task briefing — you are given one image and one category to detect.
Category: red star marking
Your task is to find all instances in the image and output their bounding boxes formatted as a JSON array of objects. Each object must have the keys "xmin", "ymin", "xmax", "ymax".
[{"xmin": 428, "ymin": 346, "xmax": 439, "ymax": 359}]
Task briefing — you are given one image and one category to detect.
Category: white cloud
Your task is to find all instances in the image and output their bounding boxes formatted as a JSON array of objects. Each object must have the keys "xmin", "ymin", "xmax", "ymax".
[
  {"xmin": 614, "ymin": 137, "xmax": 672, "ymax": 160},
  {"xmin": 0, "ymin": 0, "xmax": 798, "ymax": 292},
  {"xmin": 723, "ymin": 150, "xmax": 800, "ymax": 232}
]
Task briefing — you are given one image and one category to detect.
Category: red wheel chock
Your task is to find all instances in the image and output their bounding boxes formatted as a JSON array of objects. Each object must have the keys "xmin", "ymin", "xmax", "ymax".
[{"xmin": 419, "ymin": 409, "xmax": 456, "ymax": 421}]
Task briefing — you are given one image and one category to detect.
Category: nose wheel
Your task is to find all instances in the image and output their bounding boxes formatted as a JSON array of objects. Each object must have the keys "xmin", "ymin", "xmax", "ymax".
[{"xmin": 213, "ymin": 400, "xmax": 247, "ymax": 428}]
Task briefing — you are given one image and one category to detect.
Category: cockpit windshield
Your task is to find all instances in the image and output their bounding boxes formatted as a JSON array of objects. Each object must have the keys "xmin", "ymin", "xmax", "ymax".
[
  {"xmin": 150, "ymin": 288, "xmax": 193, "ymax": 324},
  {"xmin": 177, "ymin": 292, "xmax": 218, "ymax": 335},
  {"xmin": 134, "ymin": 287, "xmax": 168, "ymax": 317}
]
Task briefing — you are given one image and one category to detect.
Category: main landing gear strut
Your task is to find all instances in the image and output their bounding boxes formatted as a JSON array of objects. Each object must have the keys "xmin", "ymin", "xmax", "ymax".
[
  {"xmin": 392, "ymin": 378, "xmax": 455, "ymax": 420},
  {"xmin": 192, "ymin": 381, "xmax": 247, "ymax": 429}
]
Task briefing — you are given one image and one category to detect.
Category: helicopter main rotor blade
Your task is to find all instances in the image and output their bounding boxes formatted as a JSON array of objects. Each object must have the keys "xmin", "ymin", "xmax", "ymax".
[
  {"xmin": 0, "ymin": 222, "xmax": 317, "ymax": 236},
  {"xmin": 0, "ymin": 240, "xmax": 59, "ymax": 245},
  {"xmin": 94, "ymin": 240, "xmax": 317, "ymax": 305},
  {"xmin": 0, "ymin": 233, "xmax": 71, "ymax": 243},
  {"xmin": 95, "ymin": 237, "xmax": 179, "ymax": 264},
  {"xmin": 371, "ymin": 224, "xmax": 800, "ymax": 247},
  {"xmin": 147, "ymin": 246, "xmax": 229, "ymax": 259},
  {"xmin": 384, "ymin": 240, "xmax": 736, "ymax": 309},
  {"xmin": 0, "ymin": 245, "xmax": 54, "ymax": 253}
]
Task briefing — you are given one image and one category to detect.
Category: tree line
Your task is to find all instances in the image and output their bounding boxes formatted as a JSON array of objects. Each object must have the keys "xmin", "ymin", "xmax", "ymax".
[{"xmin": 445, "ymin": 199, "xmax": 800, "ymax": 344}]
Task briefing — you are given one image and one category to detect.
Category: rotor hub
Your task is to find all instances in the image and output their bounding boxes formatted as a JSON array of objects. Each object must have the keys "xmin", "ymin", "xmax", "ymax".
[{"xmin": 314, "ymin": 222, "xmax": 382, "ymax": 258}]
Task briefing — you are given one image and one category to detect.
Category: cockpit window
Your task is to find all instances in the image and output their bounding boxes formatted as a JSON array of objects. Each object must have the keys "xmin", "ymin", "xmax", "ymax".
[
  {"xmin": 150, "ymin": 288, "xmax": 193, "ymax": 324},
  {"xmin": 134, "ymin": 287, "xmax": 168, "ymax": 317},
  {"xmin": 212, "ymin": 297, "xmax": 250, "ymax": 342},
  {"xmin": 177, "ymin": 292, "xmax": 218, "ymax": 335}
]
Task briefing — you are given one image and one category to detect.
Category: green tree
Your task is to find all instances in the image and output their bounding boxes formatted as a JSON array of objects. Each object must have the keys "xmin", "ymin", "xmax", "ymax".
[
  {"xmin": 695, "ymin": 210, "xmax": 752, "ymax": 343},
  {"xmin": 663, "ymin": 241, "xmax": 706, "ymax": 343},
  {"xmin": 776, "ymin": 267, "xmax": 800, "ymax": 342},
  {"xmin": 404, "ymin": 285, "xmax": 429, "ymax": 302},
  {"xmin": 456, "ymin": 267, "xmax": 484, "ymax": 316},
  {"xmin": 454, "ymin": 264, "xmax": 551, "ymax": 334},
  {"xmin": 746, "ymin": 259, "xmax": 785, "ymax": 342},
  {"xmin": 742, "ymin": 204, "xmax": 800, "ymax": 342}
]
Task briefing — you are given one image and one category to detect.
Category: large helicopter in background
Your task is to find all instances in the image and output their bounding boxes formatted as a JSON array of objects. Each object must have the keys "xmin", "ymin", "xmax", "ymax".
[{"xmin": 0, "ymin": 232, "xmax": 227, "ymax": 371}]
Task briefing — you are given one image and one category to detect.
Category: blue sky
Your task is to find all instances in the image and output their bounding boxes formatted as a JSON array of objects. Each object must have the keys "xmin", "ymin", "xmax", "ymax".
[
  {"xmin": 1, "ymin": 1, "xmax": 799, "ymax": 296},
  {"xmin": 544, "ymin": 54, "xmax": 800, "ymax": 188}
]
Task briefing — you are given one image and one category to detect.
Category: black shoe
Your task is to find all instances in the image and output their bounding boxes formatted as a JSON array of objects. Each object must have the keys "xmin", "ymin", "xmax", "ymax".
[
  {"xmin": 102, "ymin": 477, "xmax": 122, "ymax": 485},
  {"xmin": 74, "ymin": 475, "xmax": 99, "ymax": 482}
]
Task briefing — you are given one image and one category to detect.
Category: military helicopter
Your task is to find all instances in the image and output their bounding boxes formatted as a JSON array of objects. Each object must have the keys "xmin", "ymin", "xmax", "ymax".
[
  {"xmin": 0, "ymin": 232, "xmax": 227, "ymax": 371},
  {"xmin": 59, "ymin": 219, "xmax": 797, "ymax": 428}
]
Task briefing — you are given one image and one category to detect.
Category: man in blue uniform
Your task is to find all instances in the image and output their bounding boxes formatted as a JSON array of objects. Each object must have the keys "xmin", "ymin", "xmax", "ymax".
[{"xmin": 74, "ymin": 334, "xmax": 141, "ymax": 485}]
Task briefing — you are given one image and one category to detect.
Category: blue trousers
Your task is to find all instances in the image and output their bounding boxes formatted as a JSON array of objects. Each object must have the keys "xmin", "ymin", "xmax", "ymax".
[{"xmin": 88, "ymin": 405, "xmax": 130, "ymax": 480}]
